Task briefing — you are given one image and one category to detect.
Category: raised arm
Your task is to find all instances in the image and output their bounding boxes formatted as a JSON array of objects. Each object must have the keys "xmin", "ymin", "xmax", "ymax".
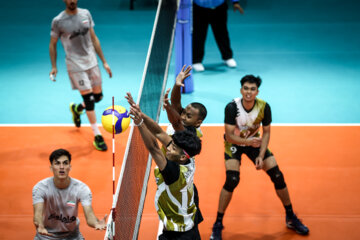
[
  {"xmin": 82, "ymin": 205, "xmax": 107, "ymax": 230},
  {"xmin": 49, "ymin": 37, "xmax": 58, "ymax": 78},
  {"xmin": 163, "ymin": 88, "xmax": 185, "ymax": 132},
  {"xmin": 126, "ymin": 92, "xmax": 172, "ymax": 146},
  {"xmin": 33, "ymin": 203, "xmax": 53, "ymax": 236},
  {"xmin": 129, "ymin": 103, "xmax": 168, "ymax": 170},
  {"xmin": 170, "ymin": 65, "xmax": 192, "ymax": 114},
  {"xmin": 89, "ymin": 28, "xmax": 112, "ymax": 78}
]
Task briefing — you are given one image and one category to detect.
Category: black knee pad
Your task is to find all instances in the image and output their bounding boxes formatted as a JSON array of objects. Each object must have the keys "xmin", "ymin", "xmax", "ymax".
[
  {"xmin": 82, "ymin": 93, "xmax": 95, "ymax": 111},
  {"xmin": 223, "ymin": 170, "xmax": 240, "ymax": 192},
  {"xmin": 266, "ymin": 166, "xmax": 286, "ymax": 190},
  {"xmin": 94, "ymin": 92, "xmax": 103, "ymax": 103}
]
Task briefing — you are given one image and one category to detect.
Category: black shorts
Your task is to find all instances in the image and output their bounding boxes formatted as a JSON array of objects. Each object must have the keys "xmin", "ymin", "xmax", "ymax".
[
  {"xmin": 193, "ymin": 184, "xmax": 203, "ymax": 224},
  {"xmin": 224, "ymin": 140, "xmax": 273, "ymax": 165},
  {"xmin": 159, "ymin": 225, "xmax": 201, "ymax": 240}
]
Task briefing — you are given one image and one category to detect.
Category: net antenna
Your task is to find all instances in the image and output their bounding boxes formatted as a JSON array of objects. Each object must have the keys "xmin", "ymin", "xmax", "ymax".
[{"xmin": 105, "ymin": 0, "xmax": 179, "ymax": 239}]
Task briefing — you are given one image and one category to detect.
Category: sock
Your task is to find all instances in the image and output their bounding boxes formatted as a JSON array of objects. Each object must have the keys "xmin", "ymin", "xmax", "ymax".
[
  {"xmin": 215, "ymin": 212, "xmax": 224, "ymax": 224},
  {"xmin": 76, "ymin": 103, "xmax": 84, "ymax": 113},
  {"xmin": 285, "ymin": 204, "xmax": 294, "ymax": 218},
  {"xmin": 91, "ymin": 123, "xmax": 101, "ymax": 136}
]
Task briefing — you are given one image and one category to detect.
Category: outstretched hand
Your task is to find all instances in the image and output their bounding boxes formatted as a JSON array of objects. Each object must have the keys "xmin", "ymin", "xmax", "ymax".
[
  {"xmin": 125, "ymin": 92, "xmax": 136, "ymax": 106},
  {"xmin": 125, "ymin": 92, "xmax": 143, "ymax": 125},
  {"xmin": 94, "ymin": 214, "xmax": 107, "ymax": 230},
  {"xmin": 175, "ymin": 65, "xmax": 192, "ymax": 87},
  {"xmin": 162, "ymin": 88, "xmax": 171, "ymax": 110}
]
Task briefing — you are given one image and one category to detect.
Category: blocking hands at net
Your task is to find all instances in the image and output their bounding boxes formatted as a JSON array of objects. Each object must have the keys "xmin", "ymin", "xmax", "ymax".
[
  {"xmin": 32, "ymin": 149, "xmax": 107, "ymax": 239},
  {"xmin": 209, "ymin": 75, "xmax": 309, "ymax": 240},
  {"xmin": 49, "ymin": 0, "xmax": 112, "ymax": 151},
  {"xmin": 192, "ymin": 0, "xmax": 244, "ymax": 72},
  {"xmin": 126, "ymin": 92, "xmax": 202, "ymax": 239},
  {"xmin": 164, "ymin": 65, "xmax": 207, "ymax": 137}
]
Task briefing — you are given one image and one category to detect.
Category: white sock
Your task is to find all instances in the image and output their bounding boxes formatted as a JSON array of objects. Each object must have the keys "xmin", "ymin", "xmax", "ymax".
[{"xmin": 91, "ymin": 123, "xmax": 101, "ymax": 136}]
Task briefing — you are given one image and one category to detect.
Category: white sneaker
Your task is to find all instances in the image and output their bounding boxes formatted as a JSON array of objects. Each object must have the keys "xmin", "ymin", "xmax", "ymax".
[
  {"xmin": 192, "ymin": 63, "xmax": 205, "ymax": 72},
  {"xmin": 224, "ymin": 58, "xmax": 237, "ymax": 68}
]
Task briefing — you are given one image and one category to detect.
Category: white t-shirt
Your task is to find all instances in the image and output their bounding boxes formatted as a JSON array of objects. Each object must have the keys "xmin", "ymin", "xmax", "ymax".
[
  {"xmin": 51, "ymin": 8, "xmax": 98, "ymax": 72},
  {"xmin": 32, "ymin": 177, "xmax": 92, "ymax": 239}
]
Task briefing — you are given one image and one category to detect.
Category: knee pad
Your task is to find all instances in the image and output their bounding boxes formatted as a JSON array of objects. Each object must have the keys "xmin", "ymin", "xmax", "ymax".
[
  {"xmin": 223, "ymin": 170, "xmax": 240, "ymax": 192},
  {"xmin": 82, "ymin": 93, "xmax": 95, "ymax": 111},
  {"xmin": 94, "ymin": 92, "xmax": 103, "ymax": 103},
  {"xmin": 266, "ymin": 166, "xmax": 286, "ymax": 190}
]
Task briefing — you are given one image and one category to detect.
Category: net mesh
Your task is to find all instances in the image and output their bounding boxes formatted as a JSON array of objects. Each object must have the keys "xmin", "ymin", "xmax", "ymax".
[{"xmin": 105, "ymin": 0, "xmax": 178, "ymax": 239}]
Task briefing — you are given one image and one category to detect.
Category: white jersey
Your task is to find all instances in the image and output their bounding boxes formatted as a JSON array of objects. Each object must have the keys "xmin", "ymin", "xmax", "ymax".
[
  {"xmin": 51, "ymin": 8, "xmax": 98, "ymax": 72},
  {"xmin": 32, "ymin": 177, "xmax": 92, "ymax": 239}
]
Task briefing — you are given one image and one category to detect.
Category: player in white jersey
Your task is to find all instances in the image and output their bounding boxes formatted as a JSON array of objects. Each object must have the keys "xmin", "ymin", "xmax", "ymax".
[
  {"xmin": 210, "ymin": 75, "xmax": 309, "ymax": 240},
  {"xmin": 49, "ymin": 0, "xmax": 112, "ymax": 151},
  {"xmin": 32, "ymin": 149, "xmax": 106, "ymax": 239}
]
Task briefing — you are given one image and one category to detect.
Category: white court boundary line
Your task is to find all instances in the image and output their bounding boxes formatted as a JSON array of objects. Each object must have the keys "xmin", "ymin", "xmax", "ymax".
[{"xmin": 1, "ymin": 123, "xmax": 360, "ymax": 127}]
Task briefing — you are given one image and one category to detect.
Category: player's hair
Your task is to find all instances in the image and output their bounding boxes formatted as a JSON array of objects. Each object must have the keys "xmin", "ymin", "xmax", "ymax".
[
  {"xmin": 190, "ymin": 102, "xmax": 207, "ymax": 120},
  {"xmin": 184, "ymin": 125, "xmax": 197, "ymax": 133},
  {"xmin": 240, "ymin": 75, "xmax": 262, "ymax": 88},
  {"xmin": 49, "ymin": 149, "xmax": 72, "ymax": 164},
  {"xmin": 172, "ymin": 129, "xmax": 202, "ymax": 157}
]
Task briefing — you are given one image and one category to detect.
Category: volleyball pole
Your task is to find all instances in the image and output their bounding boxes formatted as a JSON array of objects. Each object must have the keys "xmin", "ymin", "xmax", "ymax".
[{"xmin": 175, "ymin": 0, "xmax": 194, "ymax": 93}]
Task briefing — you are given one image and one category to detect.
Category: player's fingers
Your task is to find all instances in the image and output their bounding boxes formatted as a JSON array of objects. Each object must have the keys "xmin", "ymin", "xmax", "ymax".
[
  {"xmin": 164, "ymin": 88, "xmax": 170, "ymax": 97},
  {"xmin": 133, "ymin": 104, "xmax": 141, "ymax": 112},
  {"xmin": 129, "ymin": 106, "xmax": 138, "ymax": 114},
  {"xmin": 126, "ymin": 93, "xmax": 135, "ymax": 105},
  {"xmin": 40, "ymin": 232, "xmax": 53, "ymax": 237},
  {"xmin": 185, "ymin": 65, "xmax": 192, "ymax": 73}
]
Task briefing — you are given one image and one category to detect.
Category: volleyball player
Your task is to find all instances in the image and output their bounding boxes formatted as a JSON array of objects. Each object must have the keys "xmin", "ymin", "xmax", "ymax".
[
  {"xmin": 210, "ymin": 75, "xmax": 309, "ymax": 239},
  {"xmin": 126, "ymin": 93, "xmax": 202, "ymax": 239}
]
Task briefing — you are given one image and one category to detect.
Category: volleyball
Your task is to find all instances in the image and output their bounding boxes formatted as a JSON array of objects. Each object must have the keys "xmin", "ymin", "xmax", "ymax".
[{"xmin": 101, "ymin": 105, "xmax": 130, "ymax": 134}]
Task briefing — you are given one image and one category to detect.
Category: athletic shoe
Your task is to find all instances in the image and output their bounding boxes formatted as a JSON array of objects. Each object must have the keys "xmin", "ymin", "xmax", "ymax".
[
  {"xmin": 210, "ymin": 222, "xmax": 224, "ymax": 240},
  {"xmin": 70, "ymin": 102, "xmax": 82, "ymax": 128},
  {"xmin": 286, "ymin": 214, "xmax": 309, "ymax": 235},
  {"xmin": 224, "ymin": 58, "xmax": 237, "ymax": 68},
  {"xmin": 192, "ymin": 63, "xmax": 205, "ymax": 72},
  {"xmin": 93, "ymin": 135, "xmax": 108, "ymax": 151}
]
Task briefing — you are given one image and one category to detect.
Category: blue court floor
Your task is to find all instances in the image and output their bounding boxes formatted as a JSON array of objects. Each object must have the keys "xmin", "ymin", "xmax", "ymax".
[{"xmin": 0, "ymin": 0, "xmax": 359, "ymax": 125}]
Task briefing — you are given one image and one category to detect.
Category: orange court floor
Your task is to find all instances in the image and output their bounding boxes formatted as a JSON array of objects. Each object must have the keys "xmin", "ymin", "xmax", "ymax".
[{"xmin": 0, "ymin": 125, "xmax": 359, "ymax": 240}]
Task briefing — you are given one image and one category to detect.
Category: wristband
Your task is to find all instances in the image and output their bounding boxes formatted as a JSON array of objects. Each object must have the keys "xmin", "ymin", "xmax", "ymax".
[{"xmin": 135, "ymin": 119, "xmax": 144, "ymax": 126}]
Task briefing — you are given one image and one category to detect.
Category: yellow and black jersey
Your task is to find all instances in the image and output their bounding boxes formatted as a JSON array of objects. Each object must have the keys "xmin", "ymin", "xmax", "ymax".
[
  {"xmin": 225, "ymin": 98, "xmax": 272, "ymax": 140},
  {"xmin": 154, "ymin": 159, "xmax": 197, "ymax": 232}
]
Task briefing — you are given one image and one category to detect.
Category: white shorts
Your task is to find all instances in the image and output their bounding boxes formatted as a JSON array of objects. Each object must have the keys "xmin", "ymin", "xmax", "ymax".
[
  {"xmin": 34, "ymin": 230, "xmax": 84, "ymax": 240},
  {"xmin": 68, "ymin": 65, "xmax": 102, "ymax": 91}
]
